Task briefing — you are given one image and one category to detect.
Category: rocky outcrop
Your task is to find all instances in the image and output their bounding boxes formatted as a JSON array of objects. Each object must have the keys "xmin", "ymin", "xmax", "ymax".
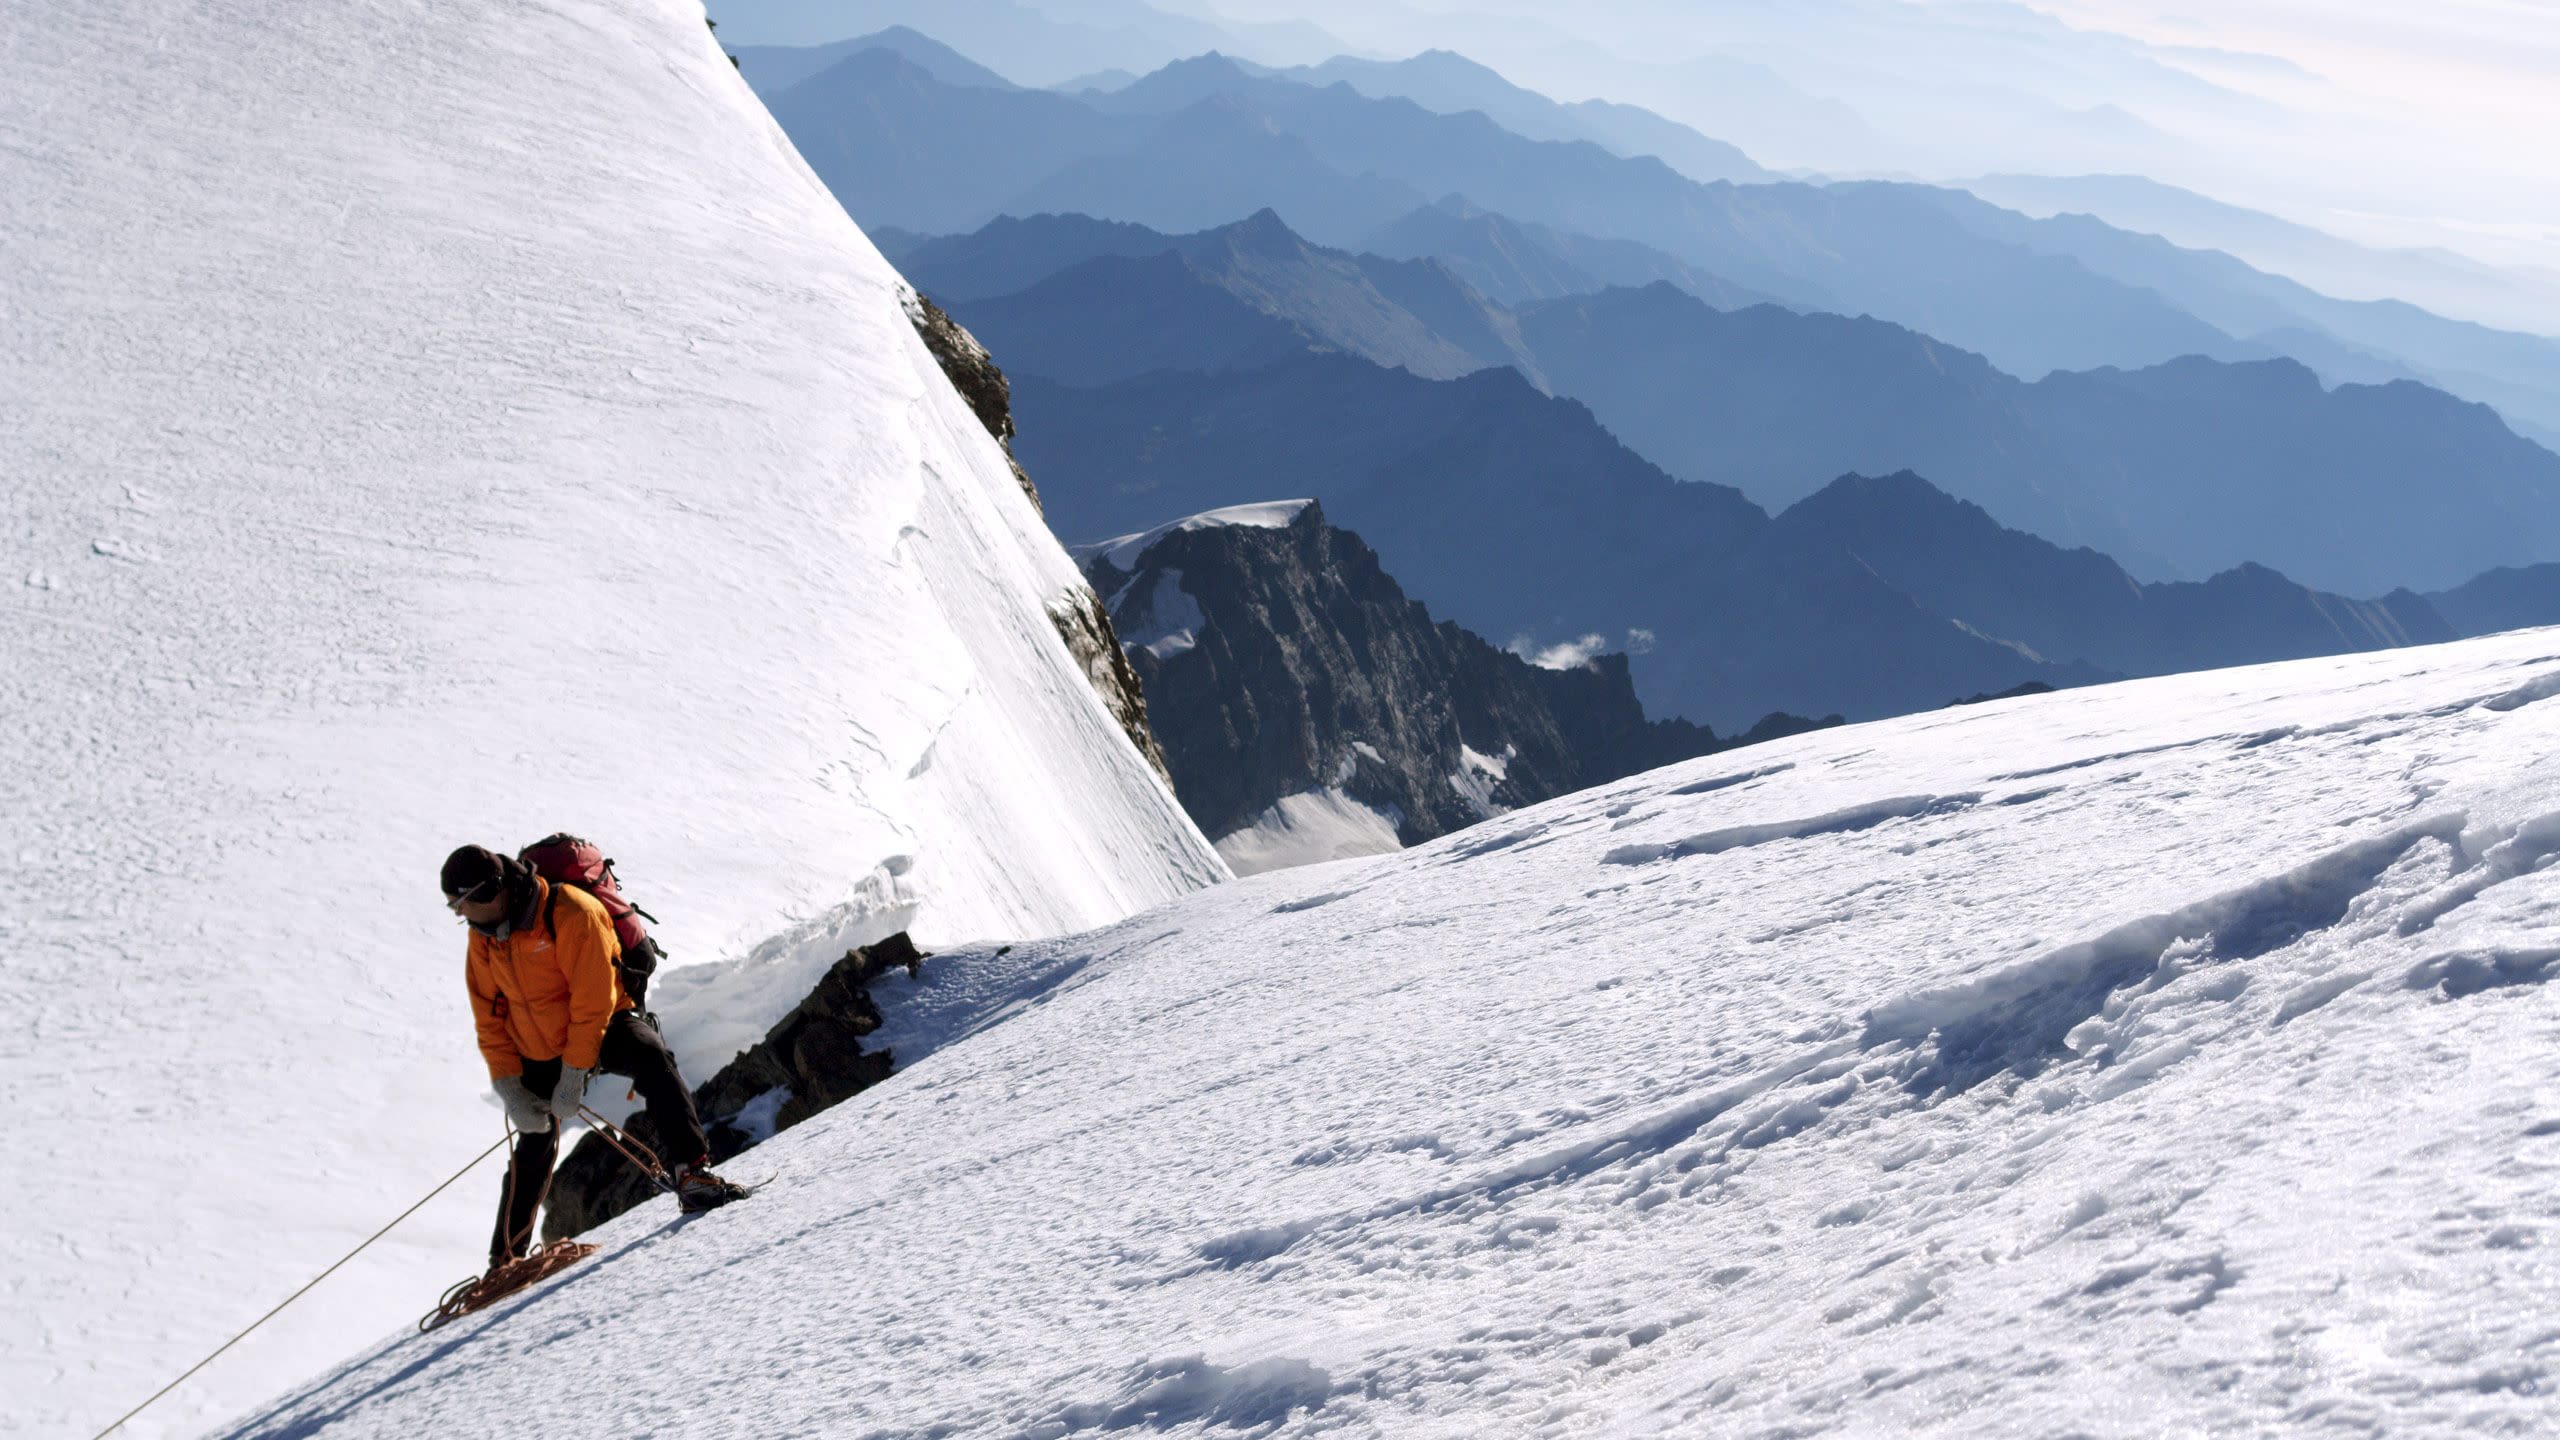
[
  {"xmin": 1079, "ymin": 500, "xmax": 1829, "ymax": 867},
  {"xmin": 542, "ymin": 933, "xmax": 925, "ymax": 1241},
  {"xmin": 904, "ymin": 283, "xmax": 1174, "ymax": 784},
  {"xmin": 1049, "ymin": 584, "xmax": 1175, "ymax": 786},
  {"xmin": 902, "ymin": 286, "xmax": 1039, "ymax": 514}
]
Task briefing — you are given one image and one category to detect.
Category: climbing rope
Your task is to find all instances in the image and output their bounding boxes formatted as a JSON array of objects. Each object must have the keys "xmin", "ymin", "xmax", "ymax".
[
  {"xmin": 94, "ymin": 1107, "xmax": 680, "ymax": 1436},
  {"xmin": 89, "ymin": 1133, "xmax": 511, "ymax": 1440},
  {"xmin": 575, "ymin": 1103, "xmax": 678, "ymax": 1194},
  {"xmin": 417, "ymin": 1106, "xmax": 670, "ymax": 1332}
]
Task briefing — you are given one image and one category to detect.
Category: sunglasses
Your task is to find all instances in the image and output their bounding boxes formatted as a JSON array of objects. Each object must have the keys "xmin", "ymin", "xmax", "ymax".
[{"xmin": 446, "ymin": 875, "xmax": 504, "ymax": 906}]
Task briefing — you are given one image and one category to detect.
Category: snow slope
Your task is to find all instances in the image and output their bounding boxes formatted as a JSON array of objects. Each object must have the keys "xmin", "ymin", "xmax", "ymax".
[
  {"xmin": 232, "ymin": 629, "xmax": 2560, "ymax": 1437},
  {"xmin": 0, "ymin": 2, "xmax": 1222, "ymax": 1435}
]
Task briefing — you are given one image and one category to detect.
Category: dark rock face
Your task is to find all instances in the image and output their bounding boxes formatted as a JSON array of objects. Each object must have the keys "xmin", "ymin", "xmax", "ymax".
[
  {"xmin": 902, "ymin": 287, "xmax": 1038, "ymax": 513},
  {"xmin": 1048, "ymin": 583, "xmax": 1175, "ymax": 785},
  {"xmin": 901, "ymin": 283, "xmax": 1175, "ymax": 781},
  {"xmin": 542, "ymin": 933, "xmax": 925, "ymax": 1242},
  {"xmin": 1080, "ymin": 500, "xmax": 1826, "ymax": 854}
]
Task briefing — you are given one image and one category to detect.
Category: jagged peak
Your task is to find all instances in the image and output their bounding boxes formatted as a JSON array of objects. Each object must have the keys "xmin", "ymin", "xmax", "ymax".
[{"xmin": 1208, "ymin": 206, "xmax": 1311, "ymax": 255}]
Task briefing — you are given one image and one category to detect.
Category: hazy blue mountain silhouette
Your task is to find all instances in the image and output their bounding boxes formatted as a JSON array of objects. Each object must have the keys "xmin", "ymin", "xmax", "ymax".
[
  {"xmin": 908, "ymin": 210, "xmax": 1534, "ymax": 384},
  {"xmin": 2025, "ymin": 356, "xmax": 2560, "ymax": 593},
  {"xmin": 760, "ymin": 47, "xmax": 2250, "ymax": 378},
  {"xmin": 918, "ymin": 210, "xmax": 2560, "ymax": 595},
  {"xmin": 1510, "ymin": 284, "xmax": 2114, "ymax": 549},
  {"xmin": 1956, "ymin": 173, "xmax": 2560, "ymax": 341},
  {"xmin": 1915, "ymin": 188, "xmax": 2560, "ymax": 444},
  {"xmin": 1254, "ymin": 50, "xmax": 1772, "ymax": 185},
  {"xmin": 1362, "ymin": 198, "xmax": 1780, "ymax": 310},
  {"xmin": 759, "ymin": 35, "xmax": 2558, "ymax": 442},
  {"xmin": 1516, "ymin": 283, "xmax": 2560, "ymax": 593},
  {"xmin": 2427, "ymin": 566, "xmax": 2560, "ymax": 638},
  {"xmin": 891, "ymin": 213, "xmax": 1178, "ymax": 300},
  {"xmin": 1015, "ymin": 355, "xmax": 2101, "ymax": 728},
  {"xmin": 1774, "ymin": 473, "xmax": 2453, "ymax": 676},
  {"xmin": 762, "ymin": 49, "xmax": 1144, "ymax": 234},
  {"xmin": 736, "ymin": 27, "xmax": 1019, "ymax": 96},
  {"xmin": 1018, "ymin": 55, "xmax": 2248, "ymax": 375},
  {"xmin": 708, "ymin": 0, "xmax": 1343, "ymax": 87},
  {"xmin": 899, "ymin": 201, "xmax": 1774, "ymax": 314},
  {"xmin": 1013, "ymin": 354, "xmax": 2466, "ymax": 727},
  {"xmin": 1007, "ymin": 93, "xmax": 1428, "ymax": 242}
]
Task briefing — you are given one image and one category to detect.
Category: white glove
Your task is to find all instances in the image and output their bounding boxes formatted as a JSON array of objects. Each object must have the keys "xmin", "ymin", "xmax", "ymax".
[
  {"xmin": 547, "ymin": 1066, "xmax": 591, "ymax": 1122},
  {"xmin": 492, "ymin": 1075, "xmax": 552, "ymax": 1133}
]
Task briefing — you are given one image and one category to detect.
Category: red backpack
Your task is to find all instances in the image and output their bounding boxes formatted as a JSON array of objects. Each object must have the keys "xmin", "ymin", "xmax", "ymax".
[{"xmin": 519, "ymin": 832, "xmax": 659, "ymax": 953}]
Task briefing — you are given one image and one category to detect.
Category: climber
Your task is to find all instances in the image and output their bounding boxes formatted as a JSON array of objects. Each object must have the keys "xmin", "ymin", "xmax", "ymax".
[{"xmin": 440, "ymin": 844, "xmax": 747, "ymax": 1268}]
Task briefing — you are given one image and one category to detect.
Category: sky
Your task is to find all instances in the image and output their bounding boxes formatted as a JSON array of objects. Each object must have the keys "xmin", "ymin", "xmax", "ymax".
[
  {"xmin": 2020, "ymin": 0, "xmax": 2560, "ymax": 267},
  {"xmin": 1181, "ymin": 0, "xmax": 2560, "ymax": 275}
]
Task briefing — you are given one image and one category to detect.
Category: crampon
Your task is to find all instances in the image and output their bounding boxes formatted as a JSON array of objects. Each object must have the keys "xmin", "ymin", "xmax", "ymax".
[{"xmin": 420, "ymin": 1239, "xmax": 598, "ymax": 1331}]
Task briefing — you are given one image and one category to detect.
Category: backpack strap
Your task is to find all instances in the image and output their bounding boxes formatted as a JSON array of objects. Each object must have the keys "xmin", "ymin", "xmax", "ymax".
[{"xmin": 602, "ymin": 858, "xmax": 662, "ymax": 925}]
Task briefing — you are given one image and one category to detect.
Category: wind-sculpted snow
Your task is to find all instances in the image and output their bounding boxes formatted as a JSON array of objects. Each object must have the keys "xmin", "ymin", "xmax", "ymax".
[
  {"xmin": 1600, "ymin": 793, "xmax": 1980, "ymax": 865},
  {"xmin": 234, "ymin": 630, "xmax": 2560, "ymax": 1437},
  {"xmin": 1, "ymin": 3, "xmax": 1219, "ymax": 1435}
]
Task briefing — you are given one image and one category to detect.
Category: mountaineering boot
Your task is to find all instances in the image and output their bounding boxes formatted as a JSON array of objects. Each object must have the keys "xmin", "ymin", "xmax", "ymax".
[{"xmin": 674, "ymin": 1160, "xmax": 750, "ymax": 1213}]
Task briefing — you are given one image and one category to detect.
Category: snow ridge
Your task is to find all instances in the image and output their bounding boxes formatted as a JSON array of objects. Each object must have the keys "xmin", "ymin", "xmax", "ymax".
[{"xmin": 2, "ymin": 2, "xmax": 1222, "ymax": 1433}]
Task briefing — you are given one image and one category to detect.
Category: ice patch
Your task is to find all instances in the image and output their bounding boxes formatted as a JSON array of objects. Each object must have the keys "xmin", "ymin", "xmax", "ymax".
[
  {"xmin": 1119, "ymin": 570, "xmax": 1205, "ymax": 661},
  {"xmin": 1452, "ymin": 743, "xmax": 1516, "ymax": 819}
]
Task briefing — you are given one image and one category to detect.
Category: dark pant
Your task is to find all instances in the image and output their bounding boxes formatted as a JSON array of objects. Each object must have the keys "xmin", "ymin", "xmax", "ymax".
[{"xmin": 489, "ymin": 1008, "xmax": 708, "ymax": 1262}]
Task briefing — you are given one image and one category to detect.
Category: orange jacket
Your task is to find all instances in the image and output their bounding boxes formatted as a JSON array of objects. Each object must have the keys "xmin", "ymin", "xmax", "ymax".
[{"xmin": 464, "ymin": 877, "xmax": 632, "ymax": 1079}]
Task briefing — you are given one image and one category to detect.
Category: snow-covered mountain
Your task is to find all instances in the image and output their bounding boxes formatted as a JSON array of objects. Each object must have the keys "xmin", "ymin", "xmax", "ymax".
[
  {"xmin": 228, "ymin": 628, "xmax": 2560, "ymax": 1435},
  {"xmin": 0, "ymin": 2, "xmax": 1222, "ymax": 1435},
  {"xmin": 1077, "ymin": 499, "xmax": 1815, "ymax": 872}
]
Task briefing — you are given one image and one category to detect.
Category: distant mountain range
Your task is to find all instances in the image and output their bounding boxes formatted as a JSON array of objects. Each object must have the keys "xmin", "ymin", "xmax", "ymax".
[
  {"xmin": 746, "ymin": 25, "xmax": 2560, "ymax": 732},
  {"xmin": 1954, "ymin": 173, "xmax": 2560, "ymax": 342},
  {"xmin": 912, "ymin": 210, "xmax": 2560, "ymax": 596},
  {"xmin": 1360, "ymin": 198, "xmax": 1782, "ymax": 311},
  {"xmin": 1248, "ymin": 50, "xmax": 1773, "ymax": 187},
  {"xmin": 751, "ymin": 37, "xmax": 2560, "ymax": 451},
  {"xmin": 908, "ymin": 209, "xmax": 1536, "ymax": 386},
  {"xmin": 1004, "ymin": 351, "xmax": 2484, "ymax": 730},
  {"xmin": 711, "ymin": 0, "xmax": 1347, "ymax": 84},
  {"xmin": 2427, "ymin": 565, "xmax": 2560, "ymax": 639},
  {"xmin": 1078, "ymin": 500, "xmax": 1812, "ymax": 869}
]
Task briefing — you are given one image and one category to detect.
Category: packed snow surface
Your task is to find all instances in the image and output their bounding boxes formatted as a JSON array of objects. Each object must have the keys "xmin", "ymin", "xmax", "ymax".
[
  {"xmin": 1215, "ymin": 788, "xmax": 1411, "ymax": 876},
  {"xmin": 0, "ymin": 2, "xmax": 1219, "ymax": 1435},
  {"xmin": 1081, "ymin": 499, "xmax": 1319, "ymax": 573},
  {"xmin": 236, "ymin": 631, "xmax": 2560, "ymax": 1436}
]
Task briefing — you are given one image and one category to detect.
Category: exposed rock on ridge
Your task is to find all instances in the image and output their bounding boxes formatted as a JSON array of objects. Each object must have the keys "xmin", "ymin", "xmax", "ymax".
[
  {"xmin": 544, "ymin": 933, "xmax": 927, "ymax": 1241},
  {"xmin": 903, "ymin": 284, "xmax": 1172, "ymax": 781},
  {"xmin": 902, "ymin": 286, "xmax": 1038, "ymax": 512},
  {"xmin": 1079, "ymin": 500, "xmax": 1829, "ymax": 861}
]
